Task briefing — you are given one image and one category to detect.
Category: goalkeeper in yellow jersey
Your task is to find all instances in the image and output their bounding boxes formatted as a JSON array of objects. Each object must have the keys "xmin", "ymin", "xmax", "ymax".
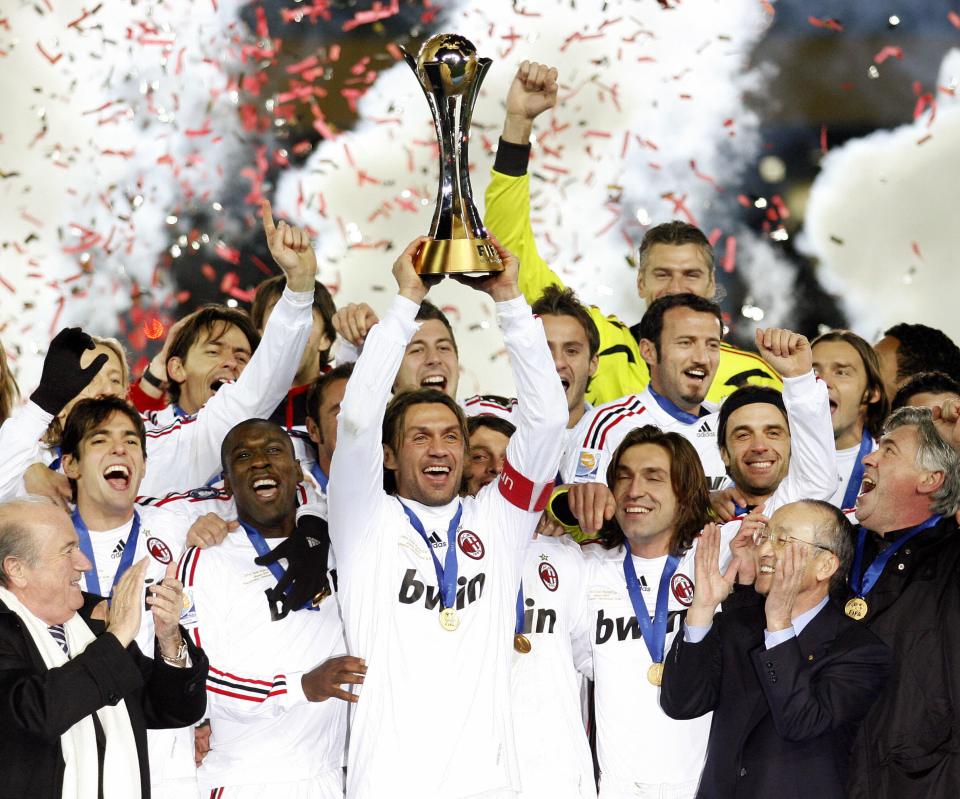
[{"xmin": 483, "ymin": 60, "xmax": 781, "ymax": 407}]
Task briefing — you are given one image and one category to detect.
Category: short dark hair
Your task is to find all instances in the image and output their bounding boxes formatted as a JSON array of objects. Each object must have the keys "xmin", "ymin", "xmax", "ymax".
[
  {"xmin": 717, "ymin": 385, "xmax": 788, "ymax": 452},
  {"xmin": 811, "ymin": 329, "xmax": 890, "ymax": 440},
  {"xmin": 600, "ymin": 425, "xmax": 711, "ymax": 556},
  {"xmin": 891, "ymin": 370, "xmax": 960, "ymax": 412},
  {"xmin": 166, "ymin": 306, "xmax": 262, "ymax": 402},
  {"xmin": 638, "ymin": 293, "xmax": 724, "ymax": 356},
  {"xmin": 638, "ymin": 221, "xmax": 715, "ymax": 275},
  {"xmin": 220, "ymin": 418, "xmax": 295, "ymax": 477},
  {"xmin": 416, "ymin": 300, "xmax": 458, "ymax": 354},
  {"xmin": 305, "ymin": 363, "xmax": 355, "ymax": 425},
  {"xmin": 467, "ymin": 414, "xmax": 517, "ymax": 440},
  {"xmin": 884, "ymin": 323, "xmax": 960, "ymax": 384},
  {"xmin": 382, "ymin": 389, "xmax": 468, "ymax": 494},
  {"xmin": 531, "ymin": 286, "xmax": 600, "ymax": 358},
  {"xmin": 60, "ymin": 397, "xmax": 147, "ymax": 502},
  {"xmin": 61, "ymin": 397, "xmax": 147, "ymax": 461},
  {"xmin": 251, "ymin": 275, "xmax": 337, "ymax": 368},
  {"xmin": 793, "ymin": 499, "xmax": 854, "ymax": 595}
]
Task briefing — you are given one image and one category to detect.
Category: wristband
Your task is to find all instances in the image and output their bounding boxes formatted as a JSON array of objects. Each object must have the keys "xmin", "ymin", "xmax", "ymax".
[{"xmin": 142, "ymin": 367, "xmax": 166, "ymax": 389}]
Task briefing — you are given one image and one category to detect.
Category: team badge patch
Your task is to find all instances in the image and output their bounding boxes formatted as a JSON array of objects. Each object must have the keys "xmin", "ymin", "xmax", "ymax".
[
  {"xmin": 671, "ymin": 573, "xmax": 695, "ymax": 607},
  {"xmin": 147, "ymin": 537, "xmax": 173, "ymax": 564},
  {"xmin": 457, "ymin": 529, "xmax": 485, "ymax": 560},
  {"xmin": 574, "ymin": 450, "xmax": 600, "ymax": 482},
  {"xmin": 538, "ymin": 561, "xmax": 559, "ymax": 592}
]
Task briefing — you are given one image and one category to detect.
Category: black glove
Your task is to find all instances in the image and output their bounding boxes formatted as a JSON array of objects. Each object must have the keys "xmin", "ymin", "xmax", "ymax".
[
  {"xmin": 30, "ymin": 327, "xmax": 109, "ymax": 416},
  {"xmin": 255, "ymin": 513, "xmax": 332, "ymax": 621}
]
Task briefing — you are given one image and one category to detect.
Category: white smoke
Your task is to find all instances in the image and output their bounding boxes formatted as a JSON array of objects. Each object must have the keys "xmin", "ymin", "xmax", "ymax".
[
  {"xmin": 800, "ymin": 49, "xmax": 960, "ymax": 343},
  {"xmin": 0, "ymin": 0, "xmax": 253, "ymax": 390},
  {"xmin": 275, "ymin": 0, "xmax": 778, "ymax": 396}
]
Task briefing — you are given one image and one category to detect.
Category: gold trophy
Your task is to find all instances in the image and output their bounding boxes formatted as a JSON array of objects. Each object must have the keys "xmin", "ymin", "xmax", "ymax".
[{"xmin": 402, "ymin": 34, "xmax": 503, "ymax": 275}]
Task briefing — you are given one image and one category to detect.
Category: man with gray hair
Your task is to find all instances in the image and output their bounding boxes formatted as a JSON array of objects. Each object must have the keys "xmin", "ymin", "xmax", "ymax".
[
  {"xmin": 0, "ymin": 497, "xmax": 208, "ymax": 798},
  {"xmin": 843, "ymin": 407, "xmax": 960, "ymax": 798}
]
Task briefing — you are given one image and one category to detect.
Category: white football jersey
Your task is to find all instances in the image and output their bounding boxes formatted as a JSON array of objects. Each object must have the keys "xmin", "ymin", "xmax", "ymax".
[
  {"xmin": 178, "ymin": 533, "xmax": 346, "ymax": 795},
  {"xmin": 581, "ymin": 528, "xmax": 735, "ymax": 791},
  {"xmin": 328, "ymin": 293, "xmax": 567, "ymax": 799},
  {"xmin": 512, "ymin": 536, "xmax": 596, "ymax": 799}
]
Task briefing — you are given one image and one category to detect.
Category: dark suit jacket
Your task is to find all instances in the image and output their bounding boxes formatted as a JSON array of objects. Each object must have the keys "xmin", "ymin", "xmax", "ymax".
[
  {"xmin": 845, "ymin": 516, "xmax": 960, "ymax": 798},
  {"xmin": 0, "ymin": 593, "xmax": 208, "ymax": 799},
  {"xmin": 660, "ymin": 590, "xmax": 891, "ymax": 799}
]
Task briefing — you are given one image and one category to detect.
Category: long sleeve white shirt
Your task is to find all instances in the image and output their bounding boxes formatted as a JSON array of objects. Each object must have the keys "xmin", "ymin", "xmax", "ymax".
[{"xmin": 328, "ymin": 293, "xmax": 567, "ymax": 799}]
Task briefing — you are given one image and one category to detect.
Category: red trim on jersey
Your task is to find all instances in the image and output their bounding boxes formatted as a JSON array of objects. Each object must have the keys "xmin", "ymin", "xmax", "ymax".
[
  {"xmin": 497, "ymin": 457, "xmax": 555, "ymax": 512},
  {"xmin": 208, "ymin": 665, "xmax": 280, "ymax": 687},
  {"xmin": 145, "ymin": 416, "xmax": 198, "ymax": 439},
  {"xmin": 597, "ymin": 406, "xmax": 647, "ymax": 449},
  {"xmin": 584, "ymin": 394, "xmax": 639, "ymax": 445},
  {"xmin": 207, "ymin": 686, "xmax": 288, "ymax": 702}
]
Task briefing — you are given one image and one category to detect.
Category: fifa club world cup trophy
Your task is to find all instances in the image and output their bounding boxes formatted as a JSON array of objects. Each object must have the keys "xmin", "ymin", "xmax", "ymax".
[{"xmin": 402, "ymin": 33, "xmax": 504, "ymax": 275}]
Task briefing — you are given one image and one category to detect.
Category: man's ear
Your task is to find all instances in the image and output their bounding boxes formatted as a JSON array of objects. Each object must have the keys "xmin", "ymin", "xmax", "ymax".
[
  {"xmin": 3, "ymin": 556, "xmax": 27, "ymax": 589},
  {"xmin": 166, "ymin": 356, "xmax": 187, "ymax": 386},
  {"xmin": 862, "ymin": 385, "xmax": 883, "ymax": 407},
  {"xmin": 817, "ymin": 551, "xmax": 839, "ymax": 586},
  {"xmin": 305, "ymin": 416, "xmax": 321, "ymax": 446},
  {"xmin": 639, "ymin": 338, "xmax": 658, "ymax": 369},
  {"xmin": 588, "ymin": 353, "xmax": 599, "ymax": 379},
  {"xmin": 719, "ymin": 443, "xmax": 731, "ymax": 471},
  {"xmin": 918, "ymin": 469, "xmax": 945, "ymax": 498},
  {"xmin": 222, "ymin": 472, "xmax": 232, "ymax": 495},
  {"xmin": 61, "ymin": 453, "xmax": 81, "ymax": 480},
  {"xmin": 383, "ymin": 444, "xmax": 398, "ymax": 471}
]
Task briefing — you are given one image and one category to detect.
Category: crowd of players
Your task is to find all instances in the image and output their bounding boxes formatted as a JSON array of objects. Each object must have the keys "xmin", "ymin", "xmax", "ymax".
[{"xmin": 1, "ymin": 61, "xmax": 960, "ymax": 799}]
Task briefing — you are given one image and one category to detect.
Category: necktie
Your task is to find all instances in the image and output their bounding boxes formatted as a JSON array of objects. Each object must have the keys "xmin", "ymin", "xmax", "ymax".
[{"xmin": 48, "ymin": 624, "xmax": 69, "ymax": 656}]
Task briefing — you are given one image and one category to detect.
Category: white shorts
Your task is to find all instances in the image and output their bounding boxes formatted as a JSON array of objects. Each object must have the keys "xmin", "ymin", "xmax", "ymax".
[{"xmin": 204, "ymin": 770, "xmax": 344, "ymax": 799}]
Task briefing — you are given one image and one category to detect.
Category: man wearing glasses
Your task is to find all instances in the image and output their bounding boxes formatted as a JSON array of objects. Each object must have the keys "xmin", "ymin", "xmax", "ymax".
[{"xmin": 659, "ymin": 500, "xmax": 891, "ymax": 798}]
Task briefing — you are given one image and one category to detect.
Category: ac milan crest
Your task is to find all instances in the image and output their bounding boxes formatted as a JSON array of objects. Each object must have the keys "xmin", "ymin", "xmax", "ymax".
[
  {"xmin": 671, "ymin": 572, "xmax": 695, "ymax": 607},
  {"xmin": 147, "ymin": 537, "xmax": 173, "ymax": 565},
  {"xmin": 457, "ymin": 529, "xmax": 485, "ymax": 560},
  {"xmin": 538, "ymin": 561, "xmax": 559, "ymax": 591}
]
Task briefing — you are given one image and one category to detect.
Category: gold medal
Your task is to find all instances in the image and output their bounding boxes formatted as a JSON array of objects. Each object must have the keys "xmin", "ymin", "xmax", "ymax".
[
  {"xmin": 845, "ymin": 597, "xmax": 869, "ymax": 620},
  {"xmin": 647, "ymin": 662, "xmax": 664, "ymax": 686},
  {"xmin": 513, "ymin": 633, "xmax": 532, "ymax": 654},
  {"xmin": 439, "ymin": 607, "xmax": 459, "ymax": 631},
  {"xmin": 311, "ymin": 588, "xmax": 331, "ymax": 607},
  {"xmin": 180, "ymin": 592, "xmax": 192, "ymax": 611}
]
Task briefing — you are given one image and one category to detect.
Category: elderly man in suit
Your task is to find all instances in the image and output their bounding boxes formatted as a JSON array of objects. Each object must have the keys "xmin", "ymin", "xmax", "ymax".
[
  {"xmin": 0, "ymin": 497, "xmax": 207, "ymax": 798},
  {"xmin": 660, "ymin": 499, "xmax": 891, "ymax": 798}
]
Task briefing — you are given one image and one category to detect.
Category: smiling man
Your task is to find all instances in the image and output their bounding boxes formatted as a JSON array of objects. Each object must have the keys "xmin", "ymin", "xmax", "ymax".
[
  {"xmin": 714, "ymin": 329, "xmax": 837, "ymax": 519},
  {"xmin": 328, "ymin": 236, "xmax": 567, "ymax": 798},
  {"xmin": 842, "ymin": 407, "xmax": 960, "ymax": 798},
  {"xmin": 178, "ymin": 417, "xmax": 355, "ymax": 798},
  {"xmin": 483, "ymin": 60, "xmax": 781, "ymax": 407},
  {"xmin": 560, "ymin": 293, "xmax": 729, "ymax": 488},
  {"xmin": 660, "ymin": 502, "xmax": 890, "ymax": 798},
  {"xmin": 569, "ymin": 426, "xmax": 718, "ymax": 798},
  {"xmin": 0, "ymin": 497, "xmax": 207, "ymax": 799},
  {"xmin": 134, "ymin": 202, "xmax": 319, "ymax": 497},
  {"xmin": 59, "ymin": 395, "xmax": 210, "ymax": 798}
]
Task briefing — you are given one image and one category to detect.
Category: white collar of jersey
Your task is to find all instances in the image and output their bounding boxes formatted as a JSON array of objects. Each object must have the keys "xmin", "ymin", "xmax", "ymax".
[{"xmin": 396, "ymin": 495, "xmax": 461, "ymax": 530}]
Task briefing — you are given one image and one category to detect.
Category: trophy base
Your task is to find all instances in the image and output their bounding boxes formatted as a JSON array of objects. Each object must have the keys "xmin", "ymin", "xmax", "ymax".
[{"xmin": 414, "ymin": 237, "xmax": 504, "ymax": 276}]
